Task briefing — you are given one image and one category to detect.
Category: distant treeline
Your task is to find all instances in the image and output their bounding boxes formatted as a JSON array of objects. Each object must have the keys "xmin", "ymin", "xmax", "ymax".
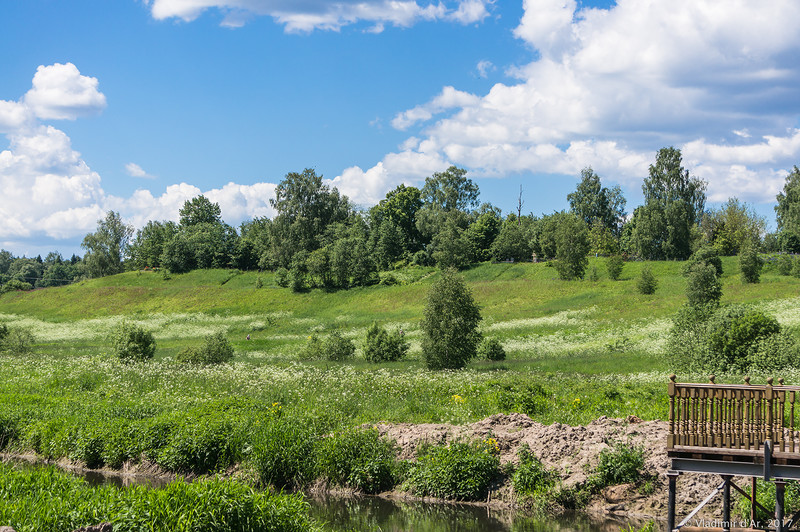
[{"xmin": 2, "ymin": 147, "xmax": 800, "ymax": 292}]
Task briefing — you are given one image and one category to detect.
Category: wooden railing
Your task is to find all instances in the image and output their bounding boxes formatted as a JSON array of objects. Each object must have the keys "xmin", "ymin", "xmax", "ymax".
[{"xmin": 668, "ymin": 375, "xmax": 800, "ymax": 455}]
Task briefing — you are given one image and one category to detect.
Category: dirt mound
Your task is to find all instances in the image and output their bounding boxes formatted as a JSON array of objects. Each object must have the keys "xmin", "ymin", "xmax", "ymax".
[{"xmin": 375, "ymin": 414, "xmax": 725, "ymax": 521}]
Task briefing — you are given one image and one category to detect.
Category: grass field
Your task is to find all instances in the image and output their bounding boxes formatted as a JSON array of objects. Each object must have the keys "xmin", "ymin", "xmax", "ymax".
[{"xmin": 0, "ymin": 257, "xmax": 798, "ymax": 527}]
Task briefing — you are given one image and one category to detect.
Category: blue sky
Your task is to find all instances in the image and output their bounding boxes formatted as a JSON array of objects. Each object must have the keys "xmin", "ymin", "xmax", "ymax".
[{"xmin": 1, "ymin": 0, "xmax": 799, "ymax": 256}]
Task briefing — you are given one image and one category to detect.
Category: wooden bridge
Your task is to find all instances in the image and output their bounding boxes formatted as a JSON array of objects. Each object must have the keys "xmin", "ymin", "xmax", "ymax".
[{"xmin": 668, "ymin": 375, "xmax": 800, "ymax": 531}]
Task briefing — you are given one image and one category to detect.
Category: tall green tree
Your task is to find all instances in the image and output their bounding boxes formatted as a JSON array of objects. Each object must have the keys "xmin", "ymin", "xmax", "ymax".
[
  {"xmin": 776, "ymin": 166, "xmax": 800, "ymax": 252},
  {"xmin": 81, "ymin": 211, "xmax": 134, "ymax": 278},
  {"xmin": 700, "ymin": 198, "xmax": 765, "ymax": 255},
  {"xmin": 632, "ymin": 147, "xmax": 706, "ymax": 260},
  {"xmin": 370, "ymin": 184, "xmax": 423, "ymax": 253},
  {"xmin": 567, "ymin": 167, "xmax": 626, "ymax": 236},
  {"xmin": 554, "ymin": 214, "xmax": 590, "ymax": 280},
  {"xmin": 421, "ymin": 269, "xmax": 482, "ymax": 370},
  {"xmin": 416, "ymin": 166, "xmax": 479, "ymax": 245},
  {"xmin": 179, "ymin": 195, "xmax": 222, "ymax": 227},
  {"xmin": 128, "ymin": 220, "xmax": 178, "ymax": 269}
]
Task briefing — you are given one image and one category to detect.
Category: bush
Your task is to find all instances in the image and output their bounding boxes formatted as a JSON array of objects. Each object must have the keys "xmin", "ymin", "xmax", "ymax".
[
  {"xmin": 684, "ymin": 246, "xmax": 723, "ymax": 277},
  {"xmin": 300, "ymin": 332, "xmax": 355, "ymax": 361},
  {"xmin": 315, "ymin": 428, "xmax": 398, "ymax": 494},
  {"xmin": 479, "ymin": 338, "xmax": 506, "ymax": 362},
  {"xmin": 777, "ymin": 254, "xmax": 793, "ymax": 275},
  {"xmin": 512, "ymin": 444, "xmax": 557, "ymax": 497},
  {"xmin": 421, "ymin": 269, "xmax": 482, "ymax": 370},
  {"xmin": 594, "ymin": 440, "xmax": 645, "ymax": 486},
  {"xmin": 793, "ymin": 257, "xmax": 800, "ymax": 278},
  {"xmin": 0, "ymin": 279, "xmax": 33, "ymax": 293},
  {"xmin": 177, "ymin": 331, "xmax": 234, "ymax": 364},
  {"xmin": 685, "ymin": 262, "xmax": 722, "ymax": 307},
  {"xmin": 707, "ymin": 306, "xmax": 781, "ymax": 373},
  {"xmin": 364, "ymin": 323, "xmax": 408, "ymax": 362},
  {"xmin": 405, "ymin": 439, "xmax": 500, "ymax": 500},
  {"xmin": 739, "ymin": 240, "xmax": 763, "ymax": 283},
  {"xmin": 669, "ymin": 304, "xmax": 792, "ymax": 373},
  {"xmin": 0, "ymin": 325, "xmax": 35, "ymax": 354},
  {"xmin": 606, "ymin": 255, "xmax": 624, "ymax": 281},
  {"xmin": 111, "ymin": 322, "xmax": 156, "ymax": 362},
  {"xmin": 636, "ymin": 265, "xmax": 657, "ymax": 295},
  {"xmin": 251, "ymin": 417, "xmax": 321, "ymax": 489},
  {"xmin": 274, "ymin": 267, "xmax": 289, "ymax": 287},
  {"xmin": 553, "ymin": 214, "xmax": 590, "ymax": 280}
]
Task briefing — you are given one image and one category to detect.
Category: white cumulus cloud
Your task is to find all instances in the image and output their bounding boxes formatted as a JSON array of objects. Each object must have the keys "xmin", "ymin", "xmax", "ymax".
[
  {"xmin": 347, "ymin": 0, "xmax": 800, "ymax": 207},
  {"xmin": 145, "ymin": 0, "xmax": 490, "ymax": 32},
  {"xmin": 23, "ymin": 63, "xmax": 107, "ymax": 121}
]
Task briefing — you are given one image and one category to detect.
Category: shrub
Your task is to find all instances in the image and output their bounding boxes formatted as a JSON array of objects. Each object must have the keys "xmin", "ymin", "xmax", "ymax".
[
  {"xmin": 636, "ymin": 265, "xmax": 657, "ymax": 295},
  {"xmin": 274, "ymin": 267, "xmax": 289, "ymax": 287},
  {"xmin": 777, "ymin": 254, "xmax": 793, "ymax": 275},
  {"xmin": 324, "ymin": 331, "xmax": 355, "ymax": 361},
  {"xmin": 594, "ymin": 440, "xmax": 645, "ymax": 486},
  {"xmin": 793, "ymin": 257, "xmax": 800, "ymax": 278},
  {"xmin": 606, "ymin": 255, "xmax": 624, "ymax": 281},
  {"xmin": 300, "ymin": 332, "xmax": 355, "ymax": 361},
  {"xmin": 685, "ymin": 262, "xmax": 722, "ymax": 307},
  {"xmin": 421, "ymin": 269, "xmax": 482, "ymax": 370},
  {"xmin": 405, "ymin": 439, "xmax": 500, "ymax": 500},
  {"xmin": 588, "ymin": 265, "xmax": 599, "ymax": 282},
  {"xmin": 177, "ymin": 331, "xmax": 234, "ymax": 364},
  {"xmin": 512, "ymin": 444, "xmax": 557, "ymax": 497},
  {"xmin": 553, "ymin": 213, "xmax": 590, "ymax": 280},
  {"xmin": 315, "ymin": 428, "xmax": 398, "ymax": 494},
  {"xmin": 684, "ymin": 246, "xmax": 723, "ymax": 277},
  {"xmin": 250, "ymin": 417, "xmax": 321, "ymax": 489},
  {"xmin": 0, "ymin": 325, "xmax": 35, "ymax": 354},
  {"xmin": 111, "ymin": 322, "xmax": 156, "ymax": 362},
  {"xmin": 156, "ymin": 415, "xmax": 241, "ymax": 473},
  {"xmin": 0, "ymin": 279, "xmax": 33, "ymax": 293},
  {"xmin": 364, "ymin": 323, "xmax": 408, "ymax": 362},
  {"xmin": 739, "ymin": 240, "xmax": 763, "ymax": 283},
  {"xmin": 707, "ymin": 306, "xmax": 781, "ymax": 373},
  {"xmin": 479, "ymin": 338, "xmax": 506, "ymax": 362}
]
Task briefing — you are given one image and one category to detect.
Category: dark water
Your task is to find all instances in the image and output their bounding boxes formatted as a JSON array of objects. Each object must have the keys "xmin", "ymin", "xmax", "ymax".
[
  {"xmin": 307, "ymin": 494, "xmax": 657, "ymax": 532},
  {"xmin": 26, "ymin": 463, "xmax": 659, "ymax": 532}
]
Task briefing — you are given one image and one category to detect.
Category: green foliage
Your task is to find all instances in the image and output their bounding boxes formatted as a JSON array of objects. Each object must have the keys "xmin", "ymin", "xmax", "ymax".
[
  {"xmin": 685, "ymin": 262, "xmax": 722, "ymax": 307},
  {"xmin": 632, "ymin": 147, "xmax": 706, "ymax": 260},
  {"xmin": 110, "ymin": 321, "xmax": 156, "ymax": 362},
  {"xmin": 421, "ymin": 269, "xmax": 482, "ymax": 369},
  {"xmin": 490, "ymin": 218, "xmax": 531, "ymax": 262},
  {"xmin": 594, "ymin": 440, "xmax": 645, "ymax": 486},
  {"xmin": 739, "ymin": 239, "xmax": 763, "ymax": 283},
  {"xmin": 250, "ymin": 416, "xmax": 321, "ymax": 489},
  {"xmin": 0, "ymin": 463, "xmax": 320, "ymax": 532},
  {"xmin": 512, "ymin": 444, "xmax": 557, "ymax": 497},
  {"xmin": 684, "ymin": 246, "xmax": 723, "ymax": 277},
  {"xmin": 363, "ymin": 323, "xmax": 408, "ymax": 362},
  {"xmin": 479, "ymin": 337, "xmax": 506, "ymax": 362},
  {"xmin": 420, "ymin": 166, "xmax": 479, "ymax": 213},
  {"xmin": 567, "ymin": 167, "xmax": 626, "ymax": 237},
  {"xmin": 554, "ymin": 213, "xmax": 590, "ymax": 280},
  {"xmin": 179, "ymin": 195, "xmax": 222, "ymax": 227},
  {"xmin": 700, "ymin": 198, "xmax": 765, "ymax": 255},
  {"xmin": 669, "ymin": 304, "xmax": 795, "ymax": 373},
  {"xmin": 735, "ymin": 479, "xmax": 800, "ymax": 526},
  {"xmin": 776, "ymin": 166, "xmax": 800, "ymax": 249},
  {"xmin": 1, "ymin": 279, "xmax": 33, "ymax": 293},
  {"xmin": 606, "ymin": 255, "xmax": 624, "ymax": 280},
  {"xmin": 316, "ymin": 428, "xmax": 398, "ymax": 494},
  {"xmin": 81, "ymin": 211, "xmax": 133, "ymax": 278},
  {"xmin": 177, "ymin": 331, "xmax": 234, "ymax": 364},
  {"xmin": 300, "ymin": 332, "xmax": 355, "ymax": 361},
  {"xmin": 777, "ymin": 254, "xmax": 794, "ymax": 275},
  {"xmin": 274, "ymin": 267, "xmax": 289, "ymax": 287},
  {"xmin": 636, "ymin": 265, "xmax": 658, "ymax": 294},
  {"xmin": 405, "ymin": 439, "xmax": 500, "ymax": 500},
  {"xmin": 430, "ymin": 216, "xmax": 472, "ymax": 270},
  {"xmin": 0, "ymin": 325, "xmax": 34, "ymax": 354}
]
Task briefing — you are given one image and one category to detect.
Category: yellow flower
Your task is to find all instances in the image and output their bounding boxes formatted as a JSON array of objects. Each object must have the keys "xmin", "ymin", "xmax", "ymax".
[{"xmin": 451, "ymin": 394, "xmax": 465, "ymax": 404}]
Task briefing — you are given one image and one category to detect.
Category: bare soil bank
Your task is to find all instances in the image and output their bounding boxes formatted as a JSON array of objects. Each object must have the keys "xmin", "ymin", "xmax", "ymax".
[{"xmin": 375, "ymin": 413, "xmax": 727, "ymax": 522}]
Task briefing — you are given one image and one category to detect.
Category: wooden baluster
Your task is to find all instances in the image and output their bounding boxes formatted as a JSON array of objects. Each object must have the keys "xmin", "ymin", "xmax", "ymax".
[
  {"xmin": 779, "ymin": 389, "xmax": 786, "ymax": 453},
  {"xmin": 682, "ymin": 388, "xmax": 690, "ymax": 446},
  {"xmin": 668, "ymin": 375, "xmax": 676, "ymax": 448},
  {"xmin": 789, "ymin": 390, "xmax": 797, "ymax": 452},
  {"xmin": 699, "ymin": 388, "xmax": 707, "ymax": 447},
  {"xmin": 692, "ymin": 387, "xmax": 699, "ymax": 446},
  {"xmin": 726, "ymin": 388, "xmax": 733, "ymax": 448},
  {"xmin": 738, "ymin": 387, "xmax": 746, "ymax": 449}
]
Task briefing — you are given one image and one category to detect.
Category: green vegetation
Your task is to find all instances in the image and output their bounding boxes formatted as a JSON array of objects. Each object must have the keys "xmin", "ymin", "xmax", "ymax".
[
  {"xmin": 176, "ymin": 330, "xmax": 234, "ymax": 364},
  {"xmin": 111, "ymin": 321, "xmax": 156, "ymax": 362},
  {"xmin": 0, "ymin": 462, "xmax": 319, "ymax": 532},
  {"xmin": 404, "ymin": 438, "xmax": 501, "ymax": 501},
  {"xmin": 363, "ymin": 322, "xmax": 408, "ymax": 362},
  {"xmin": 636, "ymin": 265, "xmax": 658, "ymax": 295}
]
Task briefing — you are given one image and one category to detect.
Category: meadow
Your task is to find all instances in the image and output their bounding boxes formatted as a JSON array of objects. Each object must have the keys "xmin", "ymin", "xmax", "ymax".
[{"xmin": 0, "ymin": 257, "xmax": 799, "ymax": 530}]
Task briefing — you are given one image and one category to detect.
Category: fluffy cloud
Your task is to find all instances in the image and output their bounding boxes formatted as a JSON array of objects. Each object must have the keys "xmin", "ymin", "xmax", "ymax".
[
  {"xmin": 23, "ymin": 63, "xmax": 106, "ymax": 121},
  {"xmin": 339, "ymin": 0, "xmax": 800, "ymax": 208},
  {"xmin": 0, "ymin": 65, "xmax": 278, "ymax": 245},
  {"xmin": 145, "ymin": 0, "xmax": 489, "ymax": 32},
  {"xmin": 125, "ymin": 162, "xmax": 156, "ymax": 179}
]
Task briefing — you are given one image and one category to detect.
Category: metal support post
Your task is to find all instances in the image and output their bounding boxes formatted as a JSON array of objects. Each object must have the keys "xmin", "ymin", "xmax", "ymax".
[
  {"xmin": 722, "ymin": 475, "xmax": 731, "ymax": 532},
  {"xmin": 776, "ymin": 481, "xmax": 786, "ymax": 532},
  {"xmin": 668, "ymin": 470, "xmax": 679, "ymax": 531}
]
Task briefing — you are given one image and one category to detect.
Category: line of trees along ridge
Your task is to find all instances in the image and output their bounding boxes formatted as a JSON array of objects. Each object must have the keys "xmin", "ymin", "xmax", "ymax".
[{"xmin": 1, "ymin": 147, "xmax": 798, "ymax": 290}]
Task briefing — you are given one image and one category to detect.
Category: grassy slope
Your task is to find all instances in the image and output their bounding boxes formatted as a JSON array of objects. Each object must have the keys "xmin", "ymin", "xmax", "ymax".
[{"xmin": 2, "ymin": 257, "xmax": 793, "ymax": 323}]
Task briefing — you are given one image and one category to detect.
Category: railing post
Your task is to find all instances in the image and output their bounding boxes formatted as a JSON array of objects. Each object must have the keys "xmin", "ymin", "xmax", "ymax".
[
  {"xmin": 667, "ymin": 470, "xmax": 679, "ymax": 532},
  {"xmin": 776, "ymin": 480, "xmax": 786, "ymax": 532},
  {"xmin": 722, "ymin": 475, "xmax": 732, "ymax": 532},
  {"xmin": 668, "ymin": 374, "xmax": 676, "ymax": 449}
]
